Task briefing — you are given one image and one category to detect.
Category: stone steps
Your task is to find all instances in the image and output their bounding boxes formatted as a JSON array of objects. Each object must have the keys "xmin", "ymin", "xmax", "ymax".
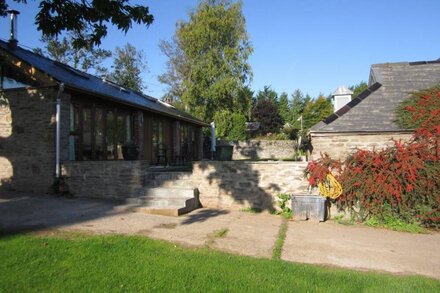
[
  {"xmin": 130, "ymin": 172, "xmax": 200, "ymax": 216},
  {"xmin": 144, "ymin": 171, "xmax": 193, "ymax": 188}
]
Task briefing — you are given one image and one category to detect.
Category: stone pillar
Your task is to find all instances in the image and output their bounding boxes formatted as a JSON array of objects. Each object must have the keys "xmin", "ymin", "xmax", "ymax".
[
  {"xmin": 134, "ymin": 110, "xmax": 144, "ymax": 160},
  {"xmin": 196, "ymin": 126, "xmax": 203, "ymax": 160}
]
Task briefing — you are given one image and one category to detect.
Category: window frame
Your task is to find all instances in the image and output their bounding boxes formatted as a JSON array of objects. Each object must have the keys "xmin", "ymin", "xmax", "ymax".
[{"xmin": 70, "ymin": 96, "xmax": 135, "ymax": 161}]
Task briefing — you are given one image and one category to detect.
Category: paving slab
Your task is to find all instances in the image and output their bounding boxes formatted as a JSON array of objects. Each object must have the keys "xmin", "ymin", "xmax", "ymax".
[
  {"xmin": 210, "ymin": 212, "xmax": 281, "ymax": 258},
  {"xmin": 282, "ymin": 220, "xmax": 440, "ymax": 280}
]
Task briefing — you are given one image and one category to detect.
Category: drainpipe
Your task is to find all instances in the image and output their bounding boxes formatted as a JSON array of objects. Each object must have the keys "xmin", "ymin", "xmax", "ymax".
[
  {"xmin": 55, "ymin": 83, "xmax": 65, "ymax": 178},
  {"xmin": 210, "ymin": 122, "xmax": 216, "ymax": 160}
]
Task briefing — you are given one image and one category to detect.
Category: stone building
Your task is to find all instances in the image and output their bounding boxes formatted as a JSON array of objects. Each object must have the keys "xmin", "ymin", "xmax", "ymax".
[
  {"xmin": 0, "ymin": 39, "xmax": 208, "ymax": 197},
  {"xmin": 310, "ymin": 60, "xmax": 440, "ymax": 160}
]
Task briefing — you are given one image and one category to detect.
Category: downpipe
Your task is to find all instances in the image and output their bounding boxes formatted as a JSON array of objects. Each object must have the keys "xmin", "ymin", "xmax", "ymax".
[{"xmin": 55, "ymin": 83, "xmax": 64, "ymax": 179}]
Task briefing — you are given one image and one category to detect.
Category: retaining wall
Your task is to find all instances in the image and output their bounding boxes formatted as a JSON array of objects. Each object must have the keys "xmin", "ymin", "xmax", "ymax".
[
  {"xmin": 220, "ymin": 140, "xmax": 298, "ymax": 160},
  {"xmin": 61, "ymin": 160, "xmax": 149, "ymax": 199},
  {"xmin": 192, "ymin": 161, "xmax": 309, "ymax": 211}
]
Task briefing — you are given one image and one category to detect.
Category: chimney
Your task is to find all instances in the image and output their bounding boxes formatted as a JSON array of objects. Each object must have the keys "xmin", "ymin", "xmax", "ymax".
[
  {"xmin": 7, "ymin": 10, "xmax": 20, "ymax": 48},
  {"xmin": 331, "ymin": 85, "xmax": 353, "ymax": 112}
]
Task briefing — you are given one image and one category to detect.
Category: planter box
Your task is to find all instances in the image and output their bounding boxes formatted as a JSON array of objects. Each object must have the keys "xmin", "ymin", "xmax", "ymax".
[
  {"xmin": 215, "ymin": 145, "xmax": 233, "ymax": 161},
  {"xmin": 291, "ymin": 195, "xmax": 327, "ymax": 221}
]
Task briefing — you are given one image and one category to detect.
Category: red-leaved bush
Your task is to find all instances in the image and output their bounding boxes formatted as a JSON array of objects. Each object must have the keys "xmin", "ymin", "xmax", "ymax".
[{"xmin": 305, "ymin": 86, "xmax": 440, "ymax": 227}]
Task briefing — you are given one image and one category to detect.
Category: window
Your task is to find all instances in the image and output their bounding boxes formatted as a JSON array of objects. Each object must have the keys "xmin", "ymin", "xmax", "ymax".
[
  {"xmin": 95, "ymin": 108, "xmax": 105, "ymax": 160},
  {"xmin": 106, "ymin": 110, "xmax": 115, "ymax": 160},
  {"xmin": 69, "ymin": 104, "xmax": 80, "ymax": 160},
  {"xmin": 152, "ymin": 119, "xmax": 164, "ymax": 156},
  {"xmin": 180, "ymin": 124, "xmax": 196, "ymax": 159},
  {"xmin": 69, "ymin": 101, "xmax": 134, "ymax": 161}
]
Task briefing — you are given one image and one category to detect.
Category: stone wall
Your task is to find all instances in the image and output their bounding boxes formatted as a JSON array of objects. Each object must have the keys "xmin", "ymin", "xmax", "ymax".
[
  {"xmin": 192, "ymin": 161, "xmax": 309, "ymax": 211},
  {"xmin": 61, "ymin": 160, "xmax": 149, "ymax": 199},
  {"xmin": 310, "ymin": 132, "xmax": 413, "ymax": 160},
  {"xmin": 0, "ymin": 87, "xmax": 70, "ymax": 193},
  {"xmin": 221, "ymin": 140, "xmax": 298, "ymax": 160}
]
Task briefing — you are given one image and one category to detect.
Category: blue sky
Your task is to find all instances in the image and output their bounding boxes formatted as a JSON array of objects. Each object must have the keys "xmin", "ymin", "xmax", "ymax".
[{"xmin": 1, "ymin": 0, "xmax": 439, "ymax": 99}]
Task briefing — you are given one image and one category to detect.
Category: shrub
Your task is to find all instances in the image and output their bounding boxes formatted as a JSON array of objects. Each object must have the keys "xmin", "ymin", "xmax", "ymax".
[
  {"xmin": 251, "ymin": 99, "xmax": 283, "ymax": 135},
  {"xmin": 214, "ymin": 110, "xmax": 231, "ymax": 139},
  {"xmin": 282, "ymin": 123, "xmax": 299, "ymax": 140},
  {"xmin": 214, "ymin": 110, "xmax": 248, "ymax": 140},
  {"xmin": 395, "ymin": 85, "xmax": 440, "ymax": 135},
  {"xmin": 228, "ymin": 112, "xmax": 248, "ymax": 140}
]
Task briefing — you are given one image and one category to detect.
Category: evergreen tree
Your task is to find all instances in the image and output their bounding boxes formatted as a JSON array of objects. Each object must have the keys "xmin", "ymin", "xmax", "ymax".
[
  {"xmin": 236, "ymin": 86, "xmax": 254, "ymax": 120},
  {"xmin": 289, "ymin": 89, "xmax": 306, "ymax": 128},
  {"xmin": 278, "ymin": 92, "xmax": 290, "ymax": 123},
  {"xmin": 349, "ymin": 81, "xmax": 368, "ymax": 99},
  {"xmin": 256, "ymin": 86, "xmax": 278, "ymax": 105}
]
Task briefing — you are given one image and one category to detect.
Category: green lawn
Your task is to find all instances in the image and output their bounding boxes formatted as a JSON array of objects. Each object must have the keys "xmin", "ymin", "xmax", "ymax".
[{"xmin": 0, "ymin": 233, "xmax": 439, "ymax": 292}]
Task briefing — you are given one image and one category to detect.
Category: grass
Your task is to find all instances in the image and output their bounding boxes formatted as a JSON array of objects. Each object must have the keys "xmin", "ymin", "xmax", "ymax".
[
  {"xmin": 365, "ymin": 216, "xmax": 427, "ymax": 234},
  {"xmin": 272, "ymin": 219, "xmax": 288, "ymax": 260},
  {"xmin": 1, "ymin": 233, "xmax": 439, "ymax": 292},
  {"xmin": 334, "ymin": 213, "xmax": 428, "ymax": 233},
  {"xmin": 240, "ymin": 207, "xmax": 262, "ymax": 214},
  {"xmin": 205, "ymin": 228, "xmax": 229, "ymax": 247}
]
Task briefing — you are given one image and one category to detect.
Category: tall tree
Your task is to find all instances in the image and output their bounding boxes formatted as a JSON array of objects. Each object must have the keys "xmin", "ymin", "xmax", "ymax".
[
  {"xmin": 349, "ymin": 81, "xmax": 368, "ymax": 99},
  {"xmin": 34, "ymin": 34, "xmax": 111, "ymax": 77},
  {"xmin": 159, "ymin": 0, "xmax": 253, "ymax": 122},
  {"xmin": 235, "ymin": 86, "xmax": 254, "ymax": 120},
  {"xmin": 110, "ymin": 43, "xmax": 147, "ymax": 92},
  {"xmin": 256, "ymin": 85, "xmax": 278, "ymax": 104},
  {"xmin": 278, "ymin": 92, "xmax": 290, "ymax": 123},
  {"xmin": 289, "ymin": 89, "xmax": 308, "ymax": 128},
  {"xmin": 158, "ymin": 36, "xmax": 187, "ymax": 104},
  {"xmin": 1, "ymin": 0, "xmax": 154, "ymax": 49}
]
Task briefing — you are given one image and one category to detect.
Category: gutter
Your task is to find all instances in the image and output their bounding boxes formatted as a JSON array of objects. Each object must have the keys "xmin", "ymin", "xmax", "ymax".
[{"xmin": 55, "ymin": 83, "xmax": 64, "ymax": 178}]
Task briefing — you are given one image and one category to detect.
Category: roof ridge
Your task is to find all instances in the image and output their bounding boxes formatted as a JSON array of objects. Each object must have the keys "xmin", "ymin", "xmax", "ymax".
[
  {"xmin": 310, "ymin": 82, "xmax": 382, "ymax": 132},
  {"xmin": 371, "ymin": 59, "xmax": 440, "ymax": 68}
]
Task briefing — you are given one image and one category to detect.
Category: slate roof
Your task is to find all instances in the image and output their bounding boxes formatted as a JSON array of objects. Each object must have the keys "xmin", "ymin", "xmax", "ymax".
[
  {"xmin": 0, "ymin": 40, "xmax": 208, "ymax": 127},
  {"xmin": 311, "ymin": 60, "xmax": 440, "ymax": 133}
]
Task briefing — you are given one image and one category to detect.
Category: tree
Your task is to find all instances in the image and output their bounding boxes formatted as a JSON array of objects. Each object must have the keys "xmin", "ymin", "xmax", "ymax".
[
  {"xmin": 34, "ymin": 34, "xmax": 111, "ymax": 77},
  {"xmin": 251, "ymin": 99, "xmax": 283, "ymax": 134},
  {"xmin": 159, "ymin": 0, "xmax": 253, "ymax": 122},
  {"xmin": 288, "ymin": 89, "xmax": 308, "ymax": 128},
  {"xmin": 236, "ymin": 86, "xmax": 254, "ymax": 120},
  {"xmin": 110, "ymin": 43, "xmax": 146, "ymax": 92},
  {"xmin": 158, "ymin": 36, "xmax": 187, "ymax": 104},
  {"xmin": 278, "ymin": 92, "xmax": 290, "ymax": 123},
  {"xmin": 214, "ymin": 110, "xmax": 248, "ymax": 140},
  {"xmin": 1, "ymin": 0, "xmax": 154, "ymax": 49},
  {"xmin": 256, "ymin": 86, "xmax": 278, "ymax": 104},
  {"xmin": 302, "ymin": 95, "xmax": 334, "ymax": 129},
  {"xmin": 349, "ymin": 81, "xmax": 368, "ymax": 99}
]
